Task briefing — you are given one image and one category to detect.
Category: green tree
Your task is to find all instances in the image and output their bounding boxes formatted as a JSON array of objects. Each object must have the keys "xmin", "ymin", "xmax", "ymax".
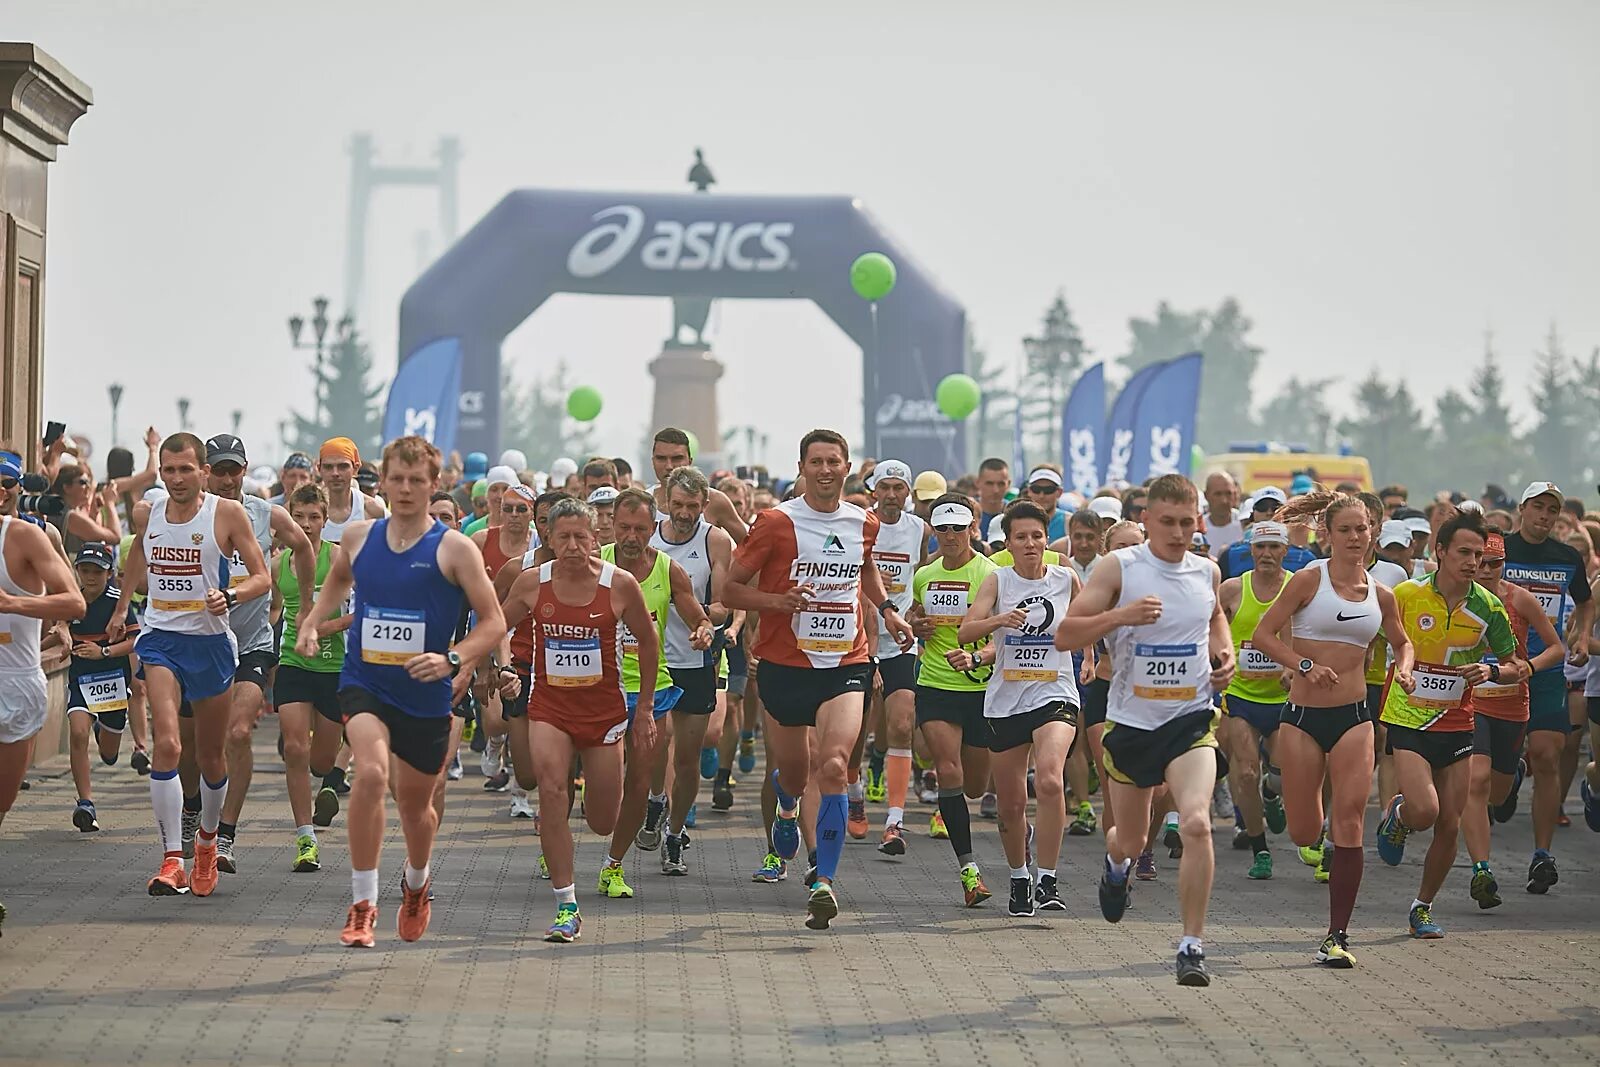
[
  {"xmin": 285, "ymin": 327, "xmax": 385, "ymax": 456},
  {"xmin": 1258, "ymin": 376, "xmax": 1337, "ymax": 452},
  {"xmin": 1430, "ymin": 341, "xmax": 1524, "ymax": 494},
  {"xmin": 499, "ymin": 360, "xmax": 596, "ymax": 472},
  {"xmin": 1020, "ymin": 291, "xmax": 1089, "ymax": 462},
  {"xmin": 1120, "ymin": 297, "xmax": 1262, "ymax": 450},
  {"xmin": 1522, "ymin": 325, "xmax": 1581, "ymax": 489},
  {"xmin": 1335, "ymin": 370, "xmax": 1431, "ymax": 491},
  {"xmin": 1570, "ymin": 344, "xmax": 1600, "ymax": 486}
]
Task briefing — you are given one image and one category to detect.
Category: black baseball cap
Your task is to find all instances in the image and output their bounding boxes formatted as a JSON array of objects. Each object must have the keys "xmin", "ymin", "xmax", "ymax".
[
  {"xmin": 205, "ymin": 434, "xmax": 248, "ymax": 468},
  {"xmin": 75, "ymin": 542, "xmax": 115, "ymax": 570}
]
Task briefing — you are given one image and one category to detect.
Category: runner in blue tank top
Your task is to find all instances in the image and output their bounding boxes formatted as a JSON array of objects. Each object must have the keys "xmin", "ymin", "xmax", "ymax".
[{"xmin": 296, "ymin": 435, "xmax": 508, "ymax": 950}]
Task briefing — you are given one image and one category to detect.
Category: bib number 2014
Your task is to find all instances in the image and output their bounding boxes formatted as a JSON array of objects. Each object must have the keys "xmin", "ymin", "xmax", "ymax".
[{"xmin": 1132, "ymin": 642, "xmax": 1200, "ymax": 702}]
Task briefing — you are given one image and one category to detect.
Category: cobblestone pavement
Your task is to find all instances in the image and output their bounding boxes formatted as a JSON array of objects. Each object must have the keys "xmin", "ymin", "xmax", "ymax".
[{"xmin": 1, "ymin": 724, "xmax": 1597, "ymax": 1066}]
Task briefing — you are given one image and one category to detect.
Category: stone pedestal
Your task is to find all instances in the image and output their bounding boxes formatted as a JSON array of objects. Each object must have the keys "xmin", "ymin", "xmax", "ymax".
[{"xmin": 649, "ymin": 343, "xmax": 725, "ymax": 470}]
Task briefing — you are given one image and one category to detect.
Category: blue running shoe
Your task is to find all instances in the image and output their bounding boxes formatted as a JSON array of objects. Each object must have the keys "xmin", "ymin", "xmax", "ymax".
[
  {"xmin": 699, "ymin": 746, "xmax": 718, "ymax": 781},
  {"xmin": 684, "ymin": 803, "xmax": 698, "ymax": 829},
  {"xmin": 1376, "ymin": 793, "xmax": 1409, "ymax": 866},
  {"xmin": 772, "ymin": 808, "xmax": 800, "ymax": 861},
  {"xmin": 1098, "ymin": 855, "xmax": 1131, "ymax": 923},
  {"xmin": 1408, "ymin": 902, "xmax": 1443, "ymax": 939},
  {"xmin": 1491, "ymin": 758, "xmax": 1525, "ymax": 824},
  {"xmin": 752, "ymin": 852, "xmax": 787, "ymax": 882},
  {"xmin": 1581, "ymin": 779, "xmax": 1600, "ymax": 833},
  {"xmin": 544, "ymin": 903, "xmax": 581, "ymax": 943},
  {"xmin": 738, "ymin": 733, "xmax": 757, "ymax": 774}
]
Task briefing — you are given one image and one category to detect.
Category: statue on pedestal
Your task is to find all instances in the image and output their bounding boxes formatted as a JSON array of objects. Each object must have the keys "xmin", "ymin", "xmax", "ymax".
[{"xmin": 670, "ymin": 148, "xmax": 715, "ymax": 348}]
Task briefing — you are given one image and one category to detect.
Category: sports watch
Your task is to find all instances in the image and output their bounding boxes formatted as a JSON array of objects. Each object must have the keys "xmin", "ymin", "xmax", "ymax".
[
  {"xmin": 1297, "ymin": 658, "xmax": 1314, "ymax": 676},
  {"xmin": 446, "ymin": 651, "xmax": 463, "ymax": 677}
]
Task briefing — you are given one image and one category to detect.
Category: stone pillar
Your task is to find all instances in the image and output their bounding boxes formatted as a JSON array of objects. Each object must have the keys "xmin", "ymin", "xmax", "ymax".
[
  {"xmin": 648, "ymin": 343, "xmax": 725, "ymax": 470},
  {"xmin": 0, "ymin": 43, "xmax": 92, "ymax": 468}
]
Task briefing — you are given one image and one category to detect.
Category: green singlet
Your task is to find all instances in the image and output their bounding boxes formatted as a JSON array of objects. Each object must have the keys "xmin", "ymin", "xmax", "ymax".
[
  {"xmin": 912, "ymin": 551, "xmax": 996, "ymax": 692},
  {"xmin": 278, "ymin": 541, "xmax": 345, "ymax": 671},
  {"xmin": 601, "ymin": 543, "xmax": 673, "ymax": 694},
  {"xmin": 1226, "ymin": 570, "xmax": 1287, "ymax": 704}
]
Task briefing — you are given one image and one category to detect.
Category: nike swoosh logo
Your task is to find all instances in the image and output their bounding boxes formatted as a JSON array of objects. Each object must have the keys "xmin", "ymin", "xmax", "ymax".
[
  {"xmin": 589, "ymin": 613, "xmax": 604, "ymax": 619},
  {"xmin": 1335, "ymin": 612, "xmax": 1368, "ymax": 622},
  {"xmin": 147, "ymin": 533, "xmax": 159, "ymax": 539}
]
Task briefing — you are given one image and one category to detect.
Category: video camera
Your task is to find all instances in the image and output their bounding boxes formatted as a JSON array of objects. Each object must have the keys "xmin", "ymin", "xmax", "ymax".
[{"xmin": 16, "ymin": 473, "xmax": 65, "ymax": 518}]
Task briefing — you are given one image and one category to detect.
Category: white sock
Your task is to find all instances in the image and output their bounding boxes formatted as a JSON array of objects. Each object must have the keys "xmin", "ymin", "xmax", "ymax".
[
  {"xmin": 296, "ymin": 824, "xmax": 316, "ymax": 843},
  {"xmin": 150, "ymin": 773, "xmax": 184, "ymax": 854},
  {"xmin": 1009, "ymin": 865, "xmax": 1030, "ymax": 880},
  {"xmin": 1164, "ymin": 810, "xmax": 1178, "ymax": 826},
  {"xmin": 352, "ymin": 868, "xmax": 379, "ymax": 906},
  {"xmin": 199, "ymin": 775, "xmax": 228, "ymax": 837},
  {"xmin": 649, "ymin": 791, "xmax": 667, "ymax": 804},
  {"xmin": 847, "ymin": 780, "xmax": 864, "ymax": 801},
  {"xmin": 554, "ymin": 883, "xmax": 577, "ymax": 906},
  {"xmin": 1178, "ymin": 935, "xmax": 1203, "ymax": 956},
  {"xmin": 405, "ymin": 862, "xmax": 430, "ymax": 890},
  {"xmin": 1037, "ymin": 867, "xmax": 1057, "ymax": 880},
  {"xmin": 886, "ymin": 805, "xmax": 904, "ymax": 828},
  {"xmin": 1412, "ymin": 897, "xmax": 1429, "ymax": 910}
]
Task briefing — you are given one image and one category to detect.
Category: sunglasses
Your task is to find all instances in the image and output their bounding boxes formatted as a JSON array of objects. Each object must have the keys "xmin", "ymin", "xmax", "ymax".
[
  {"xmin": 0, "ymin": 477, "xmax": 17, "ymax": 491},
  {"xmin": 1028, "ymin": 483, "xmax": 1060, "ymax": 494},
  {"xmin": 932, "ymin": 524, "xmax": 969, "ymax": 533},
  {"xmin": 502, "ymin": 504, "xmax": 532, "ymax": 515}
]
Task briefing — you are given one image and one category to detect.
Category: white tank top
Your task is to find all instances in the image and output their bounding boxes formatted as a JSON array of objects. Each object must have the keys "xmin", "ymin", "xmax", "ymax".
[
  {"xmin": 0, "ymin": 517, "xmax": 43, "ymax": 675},
  {"xmin": 985, "ymin": 564, "xmax": 1079, "ymax": 718},
  {"xmin": 1107, "ymin": 543, "xmax": 1216, "ymax": 729},
  {"xmin": 1291, "ymin": 559, "xmax": 1380, "ymax": 647},
  {"xmin": 651, "ymin": 518, "xmax": 712, "ymax": 669},
  {"xmin": 872, "ymin": 510, "xmax": 924, "ymax": 659},
  {"xmin": 322, "ymin": 486, "xmax": 367, "ymax": 544},
  {"xmin": 142, "ymin": 494, "xmax": 231, "ymax": 637}
]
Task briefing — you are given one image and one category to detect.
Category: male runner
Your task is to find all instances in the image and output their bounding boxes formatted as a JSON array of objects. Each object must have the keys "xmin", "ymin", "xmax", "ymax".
[
  {"xmin": 296, "ymin": 435, "xmax": 507, "ymax": 947},
  {"xmin": 649, "ymin": 428, "xmax": 748, "ymax": 543},
  {"xmin": 1060, "ymin": 474, "xmax": 1233, "ymax": 986},
  {"xmin": 65, "ymin": 542, "xmax": 140, "ymax": 832},
  {"xmin": 722, "ymin": 429, "xmax": 912, "ymax": 929},
  {"xmin": 473, "ymin": 483, "xmax": 536, "ymax": 815},
  {"xmin": 123, "ymin": 434, "xmax": 271, "ymax": 898},
  {"xmin": 317, "ymin": 437, "xmax": 386, "ymax": 544},
  {"xmin": 1500, "ymin": 481, "xmax": 1590, "ymax": 893}
]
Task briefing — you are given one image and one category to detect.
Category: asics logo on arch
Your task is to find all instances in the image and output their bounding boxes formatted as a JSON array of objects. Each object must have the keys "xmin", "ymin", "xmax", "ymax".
[{"xmin": 566, "ymin": 205, "xmax": 795, "ymax": 279}]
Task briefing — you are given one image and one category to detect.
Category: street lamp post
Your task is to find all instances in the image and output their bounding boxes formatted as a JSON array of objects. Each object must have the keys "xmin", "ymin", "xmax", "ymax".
[
  {"xmin": 177, "ymin": 397, "xmax": 190, "ymax": 432},
  {"xmin": 108, "ymin": 383, "xmax": 124, "ymax": 449},
  {"xmin": 231, "ymin": 409, "xmax": 243, "ymax": 438},
  {"xmin": 288, "ymin": 295, "xmax": 355, "ymax": 430}
]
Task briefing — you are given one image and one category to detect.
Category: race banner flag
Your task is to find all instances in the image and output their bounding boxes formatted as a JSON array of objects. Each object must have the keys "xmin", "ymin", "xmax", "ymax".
[
  {"xmin": 383, "ymin": 337, "xmax": 462, "ymax": 455},
  {"xmin": 1102, "ymin": 360, "xmax": 1165, "ymax": 486},
  {"xmin": 1128, "ymin": 351, "xmax": 1204, "ymax": 484},
  {"xmin": 1060, "ymin": 362, "xmax": 1106, "ymax": 496}
]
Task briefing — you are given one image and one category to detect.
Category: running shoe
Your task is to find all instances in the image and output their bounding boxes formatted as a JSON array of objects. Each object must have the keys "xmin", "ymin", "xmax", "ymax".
[
  {"xmin": 1581, "ymin": 779, "xmax": 1600, "ymax": 833},
  {"xmin": 72, "ymin": 799, "xmax": 99, "ymax": 833},
  {"xmin": 1248, "ymin": 851, "xmax": 1273, "ymax": 880},
  {"xmin": 1098, "ymin": 856, "xmax": 1131, "ymax": 923},
  {"xmin": 147, "ymin": 856, "xmax": 190, "ymax": 896},
  {"xmin": 979, "ymin": 791, "xmax": 998, "ymax": 819},
  {"xmin": 536, "ymin": 854, "xmax": 549, "ymax": 880},
  {"xmin": 661, "ymin": 833, "xmax": 689, "ymax": 876},
  {"xmin": 738, "ymin": 734, "xmax": 757, "ymax": 774},
  {"xmin": 961, "ymin": 864, "xmax": 991, "ymax": 908},
  {"xmin": 637, "ymin": 797, "xmax": 666, "ymax": 851},
  {"xmin": 804, "ymin": 882, "xmax": 839, "ymax": 930},
  {"xmin": 712, "ymin": 780, "xmax": 735, "ymax": 811},
  {"xmin": 1408, "ymin": 902, "xmax": 1444, "ymax": 938},
  {"xmin": 216, "ymin": 832, "xmax": 238, "ymax": 875},
  {"xmin": 1034, "ymin": 875, "xmax": 1065, "ymax": 912},
  {"xmin": 752, "ymin": 853, "xmax": 788, "ymax": 882},
  {"xmin": 462, "ymin": 717, "xmax": 477, "ymax": 744},
  {"xmin": 804, "ymin": 854, "xmax": 819, "ymax": 887},
  {"xmin": 510, "ymin": 792, "xmax": 536, "ymax": 819},
  {"xmin": 1008, "ymin": 876, "xmax": 1035, "ymax": 916},
  {"xmin": 1376, "ymin": 795, "xmax": 1409, "ymax": 866},
  {"xmin": 1557, "ymin": 810, "xmax": 1570, "ymax": 827},
  {"xmin": 1298, "ymin": 838, "xmax": 1324, "ymax": 868},
  {"xmin": 1469, "ymin": 865, "xmax": 1501, "ymax": 909},
  {"xmin": 545, "ymin": 903, "xmax": 581, "ymax": 943},
  {"xmin": 1175, "ymin": 949, "xmax": 1211, "ymax": 987},
  {"xmin": 397, "ymin": 877, "xmax": 432, "ymax": 942},
  {"xmin": 1263, "ymin": 792, "xmax": 1287, "ymax": 835},
  {"xmin": 699, "ymin": 746, "xmax": 718, "ymax": 780},
  {"xmin": 192, "ymin": 837, "xmax": 220, "ymax": 897},
  {"xmin": 772, "ymin": 802, "xmax": 801, "ymax": 860},
  {"xmin": 313, "ymin": 786, "xmax": 339, "ymax": 828},
  {"xmin": 446, "ymin": 753, "xmax": 463, "ymax": 781},
  {"xmin": 684, "ymin": 803, "xmax": 697, "ymax": 829},
  {"xmin": 332, "ymin": 772, "xmax": 352, "ymax": 796},
  {"xmin": 341, "ymin": 901, "xmax": 377, "ymax": 948},
  {"xmin": 1491, "ymin": 759, "xmax": 1525, "ymax": 824},
  {"xmin": 181, "ymin": 809, "xmax": 199, "ymax": 857},
  {"xmin": 482, "ymin": 769, "xmax": 511, "ymax": 793},
  {"xmin": 918, "ymin": 770, "xmax": 938, "ymax": 804},
  {"xmin": 1068, "ymin": 801, "xmax": 1097, "ymax": 836},
  {"xmin": 480, "ymin": 736, "xmax": 505, "ymax": 779},
  {"xmin": 1315, "ymin": 847, "xmax": 1331, "ymax": 884},
  {"xmin": 131, "ymin": 748, "xmax": 151, "ymax": 776},
  {"xmin": 863, "ymin": 768, "xmax": 885, "ymax": 804},
  {"xmin": 294, "ymin": 835, "xmax": 320, "ymax": 873},
  {"xmin": 1232, "ymin": 827, "xmax": 1251, "ymax": 851},
  {"xmin": 598, "ymin": 861, "xmax": 635, "ymax": 898},
  {"xmin": 1135, "ymin": 850, "xmax": 1157, "ymax": 881},
  {"xmin": 1163, "ymin": 818, "xmax": 1182, "ymax": 858},
  {"xmin": 1314, "ymin": 931, "xmax": 1356, "ymax": 968},
  {"xmin": 1212, "ymin": 779, "xmax": 1234, "ymax": 819},
  {"xmin": 929, "ymin": 811, "xmax": 949, "ymax": 839},
  {"xmin": 1086, "ymin": 759, "xmax": 1099, "ymax": 795},
  {"xmin": 847, "ymin": 798, "xmax": 868, "ymax": 840},
  {"xmin": 1526, "ymin": 851, "xmax": 1559, "ymax": 894},
  {"xmin": 879, "ymin": 823, "xmax": 907, "ymax": 856}
]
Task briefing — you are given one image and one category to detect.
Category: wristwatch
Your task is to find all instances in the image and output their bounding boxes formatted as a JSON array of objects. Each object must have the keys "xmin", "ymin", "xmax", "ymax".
[
  {"xmin": 1297, "ymin": 658, "xmax": 1314, "ymax": 676},
  {"xmin": 223, "ymin": 589, "xmax": 238, "ymax": 611},
  {"xmin": 446, "ymin": 651, "xmax": 463, "ymax": 677},
  {"xmin": 1487, "ymin": 662, "xmax": 1502, "ymax": 684},
  {"xmin": 877, "ymin": 600, "xmax": 897, "ymax": 617},
  {"xmin": 498, "ymin": 664, "xmax": 517, "ymax": 677}
]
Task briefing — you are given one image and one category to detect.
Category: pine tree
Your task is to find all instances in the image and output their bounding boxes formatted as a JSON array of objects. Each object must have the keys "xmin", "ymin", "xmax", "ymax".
[
  {"xmin": 1522, "ymin": 325, "xmax": 1580, "ymax": 488},
  {"xmin": 1119, "ymin": 298, "xmax": 1261, "ymax": 450},
  {"xmin": 1020, "ymin": 292, "xmax": 1089, "ymax": 462},
  {"xmin": 1335, "ymin": 370, "xmax": 1431, "ymax": 491},
  {"xmin": 1258, "ymin": 376, "xmax": 1337, "ymax": 452}
]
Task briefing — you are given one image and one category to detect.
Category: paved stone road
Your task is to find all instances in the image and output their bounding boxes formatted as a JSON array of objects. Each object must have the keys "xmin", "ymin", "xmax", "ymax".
[{"xmin": 2, "ymin": 725, "xmax": 1597, "ymax": 1066}]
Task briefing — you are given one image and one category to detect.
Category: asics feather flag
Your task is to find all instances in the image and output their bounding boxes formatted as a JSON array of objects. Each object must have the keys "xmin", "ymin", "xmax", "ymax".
[
  {"xmin": 1060, "ymin": 363, "xmax": 1106, "ymax": 496},
  {"xmin": 383, "ymin": 338, "xmax": 462, "ymax": 455},
  {"xmin": 1128, "ymin": 352, "xmax": 1203, "ymax": 485},
  {"xmin": 1102, "ymin": 361, "xmax": 1164, "ymax": 486}
]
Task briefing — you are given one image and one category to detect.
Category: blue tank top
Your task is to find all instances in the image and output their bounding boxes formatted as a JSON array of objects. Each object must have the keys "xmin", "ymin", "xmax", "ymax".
[{"xmin": 341, "ymin": 519, "xmax": 462, "ymax": 718}]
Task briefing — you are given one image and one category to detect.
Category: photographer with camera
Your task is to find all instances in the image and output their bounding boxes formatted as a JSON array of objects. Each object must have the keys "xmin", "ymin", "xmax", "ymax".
[{"xmin": 49, "ymin": 460, "xmax": 122, "ymax": 557}]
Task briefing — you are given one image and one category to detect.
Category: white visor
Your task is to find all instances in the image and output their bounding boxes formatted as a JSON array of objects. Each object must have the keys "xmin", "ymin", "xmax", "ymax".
[{"xmin": 930, "ymin": 503, "xmax": 974, "ymax": 528}]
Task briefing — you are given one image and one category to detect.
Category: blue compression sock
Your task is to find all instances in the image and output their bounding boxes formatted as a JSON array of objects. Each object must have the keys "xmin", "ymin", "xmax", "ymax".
[{"xmin": 815, "ymin": 793, "xmax": 848, "ymax": 881}]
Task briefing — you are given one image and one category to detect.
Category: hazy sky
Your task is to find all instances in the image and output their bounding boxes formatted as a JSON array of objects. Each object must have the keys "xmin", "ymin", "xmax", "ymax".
[{"xmin": 16, "ymin": 1, "xmax": 1599, "ymax": 473}]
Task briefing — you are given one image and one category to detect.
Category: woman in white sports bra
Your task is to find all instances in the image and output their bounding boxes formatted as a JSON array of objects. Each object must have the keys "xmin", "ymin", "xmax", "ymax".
[{"xmin": 1251, "ymin": 491, "xmax": 1412, "ymax": 970}]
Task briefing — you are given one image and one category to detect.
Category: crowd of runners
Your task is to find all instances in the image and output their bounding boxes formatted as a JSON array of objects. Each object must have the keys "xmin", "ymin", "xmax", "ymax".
[{"xmin": 1, "ymin": 422, "xmax": 1597, "ymax": 986}]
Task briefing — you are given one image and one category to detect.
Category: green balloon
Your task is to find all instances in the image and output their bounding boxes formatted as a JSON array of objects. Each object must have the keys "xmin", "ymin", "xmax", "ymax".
[
  {"xmin": 1189, "ymin": 443, "xmax": 1206, "ymax": 478},
  {"xmin": 566, "ymin": 386, "xmax": 603, "ymax": 422},
  {"xmin": 850, "ymin": 252, "xmax": 897, "ymax": 302},
  {"xmin": 685, "ymin": 429, "xmax": 700, "ymax": 459},
  {"xmin": 935, "ymin": 373, "xmax": 981, "ymax": 420}
]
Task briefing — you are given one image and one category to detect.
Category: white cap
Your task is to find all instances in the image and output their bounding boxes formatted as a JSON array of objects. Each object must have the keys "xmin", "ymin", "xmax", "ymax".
[
  {"xmin": 1088, "ymin": 497, "xmax": 1123, "ymax": 521},
  {"xmin": 499, "ymin": 449, "xmax": 528, "ymax": 472},
  {"xmin": 1025, "ymin": 468, "xmax": 1063, "ymax": 489},
  {"xmin": 1249, "ymin": 486, "xmax": 1287, "ymax": 511},
  {"xmin": 869, "ymin": 459, "xmax": 912, "ymax": 489},
  {"xmin": 550, "ymin": 457, "xmax": 578, "ymax": 483},
  {"xmin": 1404, "ymin": 516, "xmax": 1432, "ymax": 537},
  {"xmin": 485, "ymin": 465, "xmax": 518, "ymax": 488},
  {"xmin": 1457, "ymin": 499, "xmax": 1484, "ymax": 514},
  {"xmin": 987, "ymin": 524, "xmax": 1008, "ymax": 546},
  {"xmin": 930, "ymin": 502, "xmax": 975, "ymax": 528},
  {"xmin": 1519, "ymin": 481, "xmax": 1563, "ymax": 506},
  {"xmin": 1378, "ymin": 520, "xmax": 1411, "ymax": 548},
  {"xmin": 1249, "ymin": 520, "xmax": 1289, "ymax": 546},
  {"xmin": 586, "ymin": 486, "xmax": 619, "ymax": 506}
]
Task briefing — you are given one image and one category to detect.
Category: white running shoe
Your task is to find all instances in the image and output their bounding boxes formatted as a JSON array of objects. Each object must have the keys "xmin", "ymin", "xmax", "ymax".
[
  {"xmin": 480, "ymin": 735, "xmax": 506, "ymax": 779},
  {"xmin": 510, "ymin": 791, "xmax": 536, "ymax": 819}
]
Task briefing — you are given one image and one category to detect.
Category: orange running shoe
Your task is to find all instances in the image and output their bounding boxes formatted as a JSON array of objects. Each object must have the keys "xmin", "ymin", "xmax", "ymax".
[
  {"xmin": 191, "ymin": 836, "xmax": 220, "ymax": 897},
  {"xmin": 878, "ymin": 823, "xmax": 908, "ymax": 856},
  {"xmin": 397, "ymin": 879, "xmax": 432, "ymax": 942},
  {"xmin": 146, "ymin": 855, "xmax": 190, "ymax": 896},
  {"xmin": 847, "ymin": 797, "xmax": 869, "ymax": 840},
  {"xmin": 341, "ymin": 901, "xmax": 377, "ymax": 948}
]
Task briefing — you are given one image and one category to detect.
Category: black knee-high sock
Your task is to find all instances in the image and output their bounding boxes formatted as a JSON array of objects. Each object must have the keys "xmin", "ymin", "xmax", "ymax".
[{"xmin": 938, "ymin": 788, "xmax": 973, "ymax": 865}]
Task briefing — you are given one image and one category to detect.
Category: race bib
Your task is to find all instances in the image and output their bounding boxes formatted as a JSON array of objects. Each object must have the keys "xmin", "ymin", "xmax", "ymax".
[
  {"xmin": 1411, "ymin": 663, "xmax": 1467, "ymax": 709},
  {"xmin": 81, "ymin": 670, "xmax": 129, "ymax": 714},
  {"xmin": 796, "ymin": 601, "xmax": 857, "ymax": 653},
  {"xmin": 1001, "ymin": 633, "xmax": 1059, "ymax": 682},
  {"xmin": 360, "ymin": 607, "xmax": 426, "ymax": 665},
  {"xmin": 228, "ymin": 553, "xmax": 248, "ymax": 589},
  {"xmin": 1132, "ymin": 642, "xmax": 1200, "ymax": 702},
  {"xmin": 1472, "ymin": 657, "xmax": 1520, "ymax": 700},
  {"xmin": 922, "ymin": 581, "xmax": 969, "ymax": 626},
  {"xmin": 874, "ymin": 552, "xmax": 911, "ymax": 595},
  {"xmin": 150, "ymin": 566, "xmax": 205, "ymax": 613},
  {"xmin": 1238, "ymin": 641, "xmax": 1281, "ymax": 680},
  {"xmin": 546, "ymin": 636, "xmax": 603, "ymax": 687}
]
